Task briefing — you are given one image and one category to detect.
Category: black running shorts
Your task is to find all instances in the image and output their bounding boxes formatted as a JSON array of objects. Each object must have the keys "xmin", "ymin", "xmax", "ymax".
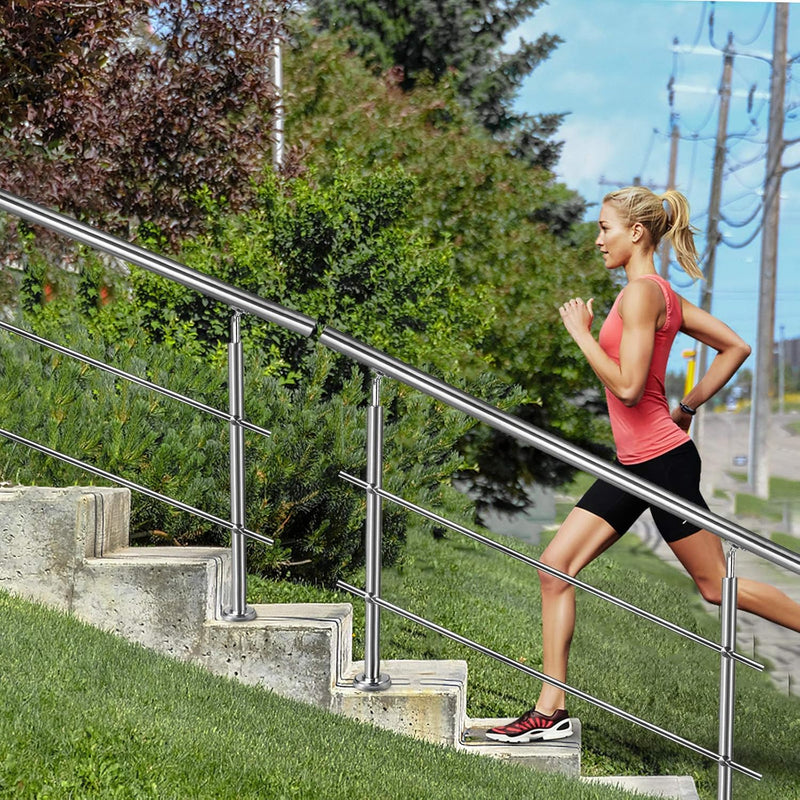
[{"xmin": 575, "ymin": 440, "xmax": 708, "ymax": 543}]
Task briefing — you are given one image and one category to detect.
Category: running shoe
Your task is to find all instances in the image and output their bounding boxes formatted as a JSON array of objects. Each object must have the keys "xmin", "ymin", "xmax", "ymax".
[{"xmin": 485, "ymin": 707, "xmax": 572, "ymax": 743}]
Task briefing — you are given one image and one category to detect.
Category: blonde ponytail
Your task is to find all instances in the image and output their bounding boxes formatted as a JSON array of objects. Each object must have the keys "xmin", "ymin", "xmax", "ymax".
[
  {"xmin": 603, "ymin": 186, "xmax": 703, "ymax": 280},
  {"xmin": 660, "ymin": 190, "xmax": 702, "ymax": 280}
]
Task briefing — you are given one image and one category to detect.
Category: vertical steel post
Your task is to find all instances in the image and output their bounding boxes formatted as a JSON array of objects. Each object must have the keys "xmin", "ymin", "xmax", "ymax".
[
  {"xmin": 717, "ymin": 547, "xmax": 738, "ymax": 800},
  {"xmin": 222, "ymin": 312, "xmax": 256, "ymax": 622},
  {"xmin": 354, "ymin": 373, "xmax": 391, "ymax": 690}
]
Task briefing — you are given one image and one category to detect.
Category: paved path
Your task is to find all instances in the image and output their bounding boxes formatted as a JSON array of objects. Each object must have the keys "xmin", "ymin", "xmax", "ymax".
[{"xmin": 632, "ymin": 409, "xmax": 800, "ymax": 696}]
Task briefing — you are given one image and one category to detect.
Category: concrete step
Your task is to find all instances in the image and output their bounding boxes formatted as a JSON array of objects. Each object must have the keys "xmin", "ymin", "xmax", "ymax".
[
  {"xmin": 461, "ymin": 717, "xmax": 581, "ymax": 777},
  {"xmin": 334, "ymin": 659, "xmax": 468, "ymax": 746},
  {"xmin": 75, "ymin": 545, "xmax": 230, "ymax": 657},
  {"xmin": 203, "ymin": 602, "xmax": 353, "ymax": 709}
]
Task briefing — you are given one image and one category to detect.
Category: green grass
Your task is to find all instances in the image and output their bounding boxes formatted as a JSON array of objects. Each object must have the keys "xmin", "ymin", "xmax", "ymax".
[
  {"xmin": 251, "ymin": 520, "xmax": 800, "ymax": 800},
  {"xmin": 772, "ymin": 531, "xmax": 800, "ymax": 555},
  {"xmin": 732, "ymin": 476, "xmax": 800, "ymax": 523},
  {"xmin": 0, "ymin": 591, "xmax": 651, "ymax": 800}
]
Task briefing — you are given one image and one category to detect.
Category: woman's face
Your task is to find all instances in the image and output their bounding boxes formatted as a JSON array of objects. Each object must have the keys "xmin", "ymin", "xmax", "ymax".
[{"xmin": 595, "ymin": 202, "xmax": 633, "ymax": 269}]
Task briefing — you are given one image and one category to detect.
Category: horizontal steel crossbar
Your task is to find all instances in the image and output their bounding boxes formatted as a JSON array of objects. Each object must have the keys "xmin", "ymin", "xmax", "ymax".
[
  {"xmin": 339, "ymin": 471, "xmax": 763, "ymax": 672},
  {"xmin": 337, "ymin": 581, "xmax": 761, "ymax": 782},
  {"xmin": 0, "ymin": 319, "xmax": 272, "ymax": 439},
  {"xmin": 0, "ymin": 427, "xmax": 273, "ymax": 547}
]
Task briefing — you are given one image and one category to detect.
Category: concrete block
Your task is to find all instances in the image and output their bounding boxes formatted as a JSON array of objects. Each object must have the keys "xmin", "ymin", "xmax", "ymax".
[
  {"xmin": 201, "ymin": 603, "xmax": 354, "ymax": 708},
  {"xmin": 76, "ymin": 487, "xmax": 131, "ymax": 558},
  {"xmin": 462, "ymin": 717, "xmax": 582, "ymax": 777},
  {"xmin": 72, "ymin": 546, "xmax": 228, "ymax": 658},
  {"xmin": 333, "ymin": 659, "xmax": 468, "ymax": 746},
  {"xmin": 0, "ymin": 486, "xmax": 129, "ymax": 610}
]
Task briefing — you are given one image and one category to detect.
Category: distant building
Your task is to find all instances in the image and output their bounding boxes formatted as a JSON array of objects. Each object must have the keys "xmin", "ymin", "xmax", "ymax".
[{"xmin": 782, "ymin": 337, "xmax": 800, "ymax": 369}]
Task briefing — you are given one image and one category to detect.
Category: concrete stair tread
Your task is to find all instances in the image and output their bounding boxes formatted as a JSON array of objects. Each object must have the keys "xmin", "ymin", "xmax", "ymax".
[
  {"xmin": 92, "ymin": 545, "xmax": 227, "ymax": 562},
  {"xmin": 340, "ymin": 658, "xmax": 468, "ymax": 687},
  {"xmin": 583, "ymin": 775, "xmax": 700, "ymax": 799},
  {"xmin": 221, "ymin": 602, "xmax": 353, "ymax": 624}
]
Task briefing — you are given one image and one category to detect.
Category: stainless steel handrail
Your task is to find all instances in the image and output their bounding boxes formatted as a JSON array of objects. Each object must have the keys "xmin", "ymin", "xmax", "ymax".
[
  {"xmin": 0, "ymin": 190, "xmax": 317, "ymax": 338},
  {"xmin": 320, "ymin": 326, "xmax": 800, "ymax": 576},
  {"xmin": 1, "ymin": 189, "xmax": 792, "ymax": 798}
]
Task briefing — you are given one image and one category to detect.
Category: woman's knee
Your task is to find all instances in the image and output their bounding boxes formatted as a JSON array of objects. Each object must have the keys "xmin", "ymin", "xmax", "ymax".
[
  {"xmin": 694, "ymin": 575, "xmax": 723, "ymax": 606},
  {"xmin": 537, "ymin": 554, "xmax": 574, "ymax": 596}
]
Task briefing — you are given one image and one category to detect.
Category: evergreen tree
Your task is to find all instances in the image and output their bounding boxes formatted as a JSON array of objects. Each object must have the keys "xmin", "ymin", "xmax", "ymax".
[{"xmin": 304, "ymin": 0, "xmax": 565, "ymax": 169}]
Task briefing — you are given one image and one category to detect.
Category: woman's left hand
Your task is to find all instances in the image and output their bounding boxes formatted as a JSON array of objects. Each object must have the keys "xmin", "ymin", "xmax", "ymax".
[{"xmin": 559, "ymin": 297, "xmax": 594, "ymax": 340}]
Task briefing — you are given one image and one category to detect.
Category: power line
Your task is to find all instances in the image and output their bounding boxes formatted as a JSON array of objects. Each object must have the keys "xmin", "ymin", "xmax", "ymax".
[
  {"xmin": 720, "ymin": 200, "xmax": 762, "ymax": 229},
  {"xmin": 733, "ymin": 3, "xmax": 772, "ymax": 47},
  {"xmin": 721, "ymin": 222, "xmax": 763, "ymax": 250},
  {"xmin": 691, "ymin": 2, "xmax": 709, "ymax": 49}
]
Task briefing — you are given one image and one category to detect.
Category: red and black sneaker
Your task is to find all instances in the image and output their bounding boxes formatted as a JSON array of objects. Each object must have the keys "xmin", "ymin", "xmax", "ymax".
[{"xmin": 485, "ymin": 707, "xmax": 572, "ymax": 743}]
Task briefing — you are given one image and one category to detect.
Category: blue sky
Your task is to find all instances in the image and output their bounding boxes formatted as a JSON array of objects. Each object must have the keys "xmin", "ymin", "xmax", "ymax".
[{"xmin": 513, "ymin": 0, "xmax": 800, "ymax": 374}]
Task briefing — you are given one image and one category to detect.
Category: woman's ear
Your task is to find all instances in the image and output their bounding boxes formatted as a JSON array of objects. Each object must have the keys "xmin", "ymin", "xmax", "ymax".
[{"xmin": 630, "ymin": 222, "xmax": 645, "ymax": 243}]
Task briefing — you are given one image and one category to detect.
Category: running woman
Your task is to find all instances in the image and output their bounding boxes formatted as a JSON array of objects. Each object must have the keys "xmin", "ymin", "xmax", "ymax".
[{"xmin": 487, "ymin": 186, "xmax": 800, "ymax": 744}]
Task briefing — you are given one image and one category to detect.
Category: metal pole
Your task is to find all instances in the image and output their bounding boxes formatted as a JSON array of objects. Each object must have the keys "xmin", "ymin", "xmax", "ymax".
[
  {"xmin": 779, "ymin": 325, "xmax": 786, "ymax": 417},
  {"xmin": 354, "ymin": 374, "xmax": 391, "ymax": 690},
  {"xmin": 222, "ymin": 312, "xmax": 256, "ymax": 622},
  {"xmin": 659, "ymin": 116, "xmax": 680, "ymax": 279},
  {"xmin": 272, "ymin": 36, "xmax": 284, "ymax": 171},
  {"xmin": 718, "ymin": 547, "xmax": 739, "ymax": 800},
  {"xmin": 695, "ymin": 34, "xmax": 734, "ymax": 454},
  {"xmin": 749, "ymin": 3, "xmax": 789, "ymax": 498}
]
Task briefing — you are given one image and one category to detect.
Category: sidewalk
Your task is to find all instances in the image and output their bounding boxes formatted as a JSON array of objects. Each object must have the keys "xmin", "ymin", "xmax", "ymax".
[{"xmin": 632, "ymin": 409, "xmax": 800, "ymax": 696}]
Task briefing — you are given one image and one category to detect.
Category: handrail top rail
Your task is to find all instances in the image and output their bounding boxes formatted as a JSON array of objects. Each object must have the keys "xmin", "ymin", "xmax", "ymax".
[
  {"xmin": 0, "ymin": 189, "xmax": 317, "ymax": 338},
  {"xmin": 3, "ymin": 187, "xmax": 797, "ymax": 578}
]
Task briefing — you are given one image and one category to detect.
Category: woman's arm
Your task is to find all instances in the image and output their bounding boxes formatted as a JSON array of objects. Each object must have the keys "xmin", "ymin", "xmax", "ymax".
[
  {"xmin": 559, "ymin": 279, "xmax": 662, "ymax": 407},
  {"xmin": 673, "ymin": 296, "xmax": 751, "ymax": 429}
]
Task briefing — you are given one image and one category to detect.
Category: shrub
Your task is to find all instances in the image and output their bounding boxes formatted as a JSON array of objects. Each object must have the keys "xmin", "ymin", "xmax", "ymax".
[{"xmin": 0, "ymin": 301, "xmax": 493, "ymax": 586}]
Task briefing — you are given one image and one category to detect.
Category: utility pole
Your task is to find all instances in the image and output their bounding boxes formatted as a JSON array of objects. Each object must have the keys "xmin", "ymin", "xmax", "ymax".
[
  {"xmin": 694, "ymin": 33, "xmax": 734, "ymax": 453},
  {"xmin": 749, "ymin": 3, "xmax": 789, "ymax": 498},
  {"xmin": 659, "ymin": 116, "xmax": 680, "ymax": 279},
  {"xmin": 779, "ymin": 325, "xmax": 786, "ymax": 417}
]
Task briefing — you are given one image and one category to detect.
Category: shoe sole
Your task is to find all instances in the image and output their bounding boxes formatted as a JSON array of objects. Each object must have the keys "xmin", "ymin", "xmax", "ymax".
[{"xmin": 485, "ymin": 720, "xmax": 573, "ymax": 743}]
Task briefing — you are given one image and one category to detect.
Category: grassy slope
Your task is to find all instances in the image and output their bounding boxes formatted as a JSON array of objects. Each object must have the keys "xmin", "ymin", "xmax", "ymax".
[{"xmin": 0, "ymin": 591, "xmax": 654, "ymax": 800}]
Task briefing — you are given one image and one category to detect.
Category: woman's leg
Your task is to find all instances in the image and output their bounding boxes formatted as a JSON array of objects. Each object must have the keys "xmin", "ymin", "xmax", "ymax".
[
  {"xmin": 535, "ymin": 508, "xmax": 621, "ymax": 714},
  {"xmin": 669, "ymin": 529, "xmax": 800, "ymax": 633}
]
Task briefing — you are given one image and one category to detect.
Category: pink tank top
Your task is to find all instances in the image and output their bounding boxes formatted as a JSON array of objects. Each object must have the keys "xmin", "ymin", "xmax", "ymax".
[{"xmin": 598, "ymin": 274, "xmax": 690, "ymax": 464}]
